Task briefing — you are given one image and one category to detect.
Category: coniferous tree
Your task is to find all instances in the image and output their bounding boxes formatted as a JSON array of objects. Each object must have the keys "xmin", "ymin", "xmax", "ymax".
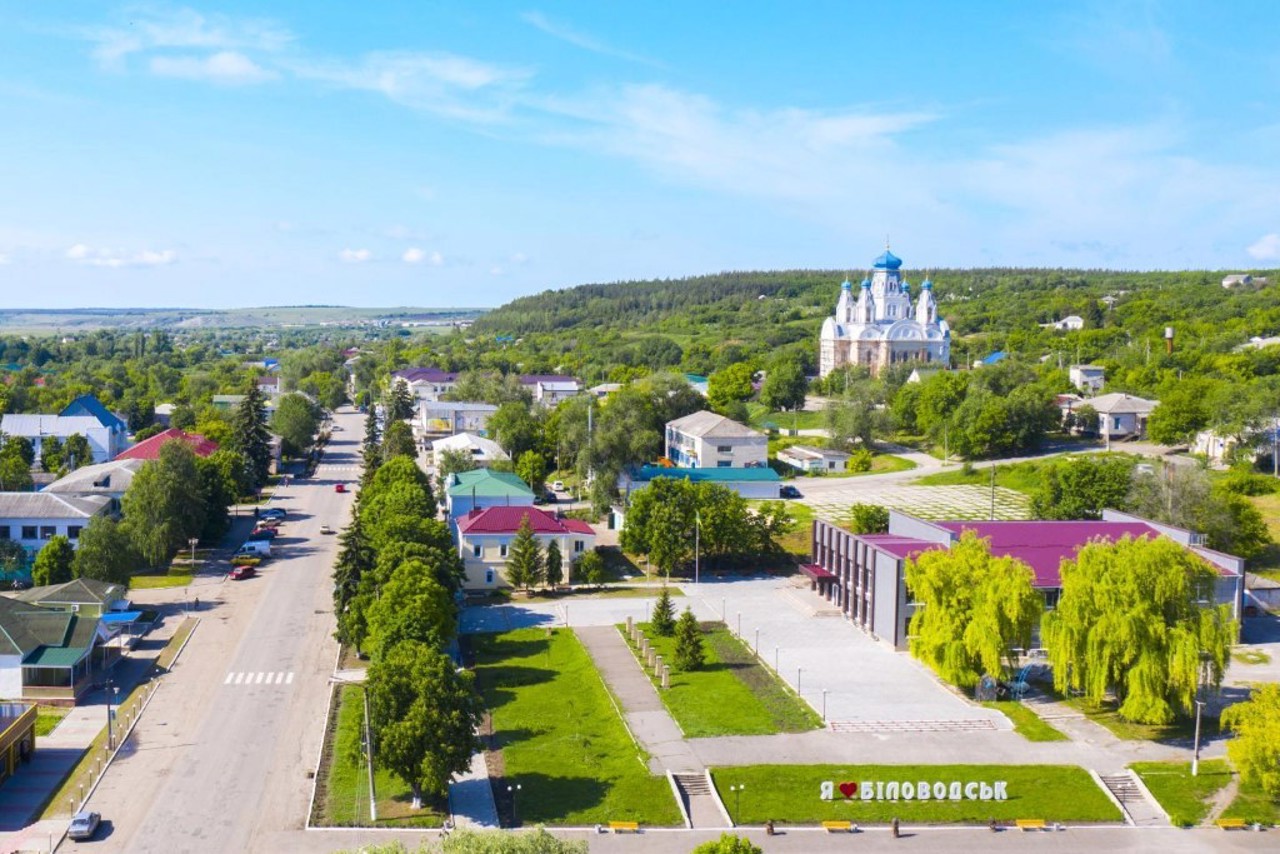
[
  {"xmin": 333, "ymin": 508, "xmax": 375, "ymax": 618},
  {"xmin": 386, "ymin": 380, "xmax": 415, "ymax": 422},
  {"xmin": 651, "ymin": 585, "xmax": 676, "ymax": 636},
  {"xmin": 544, "ymin": 539, "xmax": 563, "ymax": 587},
  {"xmin": 230, "ymin": 381, "xmax": 272, "ymax": 488},
  {"xmin": 504, "ymin": 514, "xmax": 544, "ymax": 592},
  {"xmin": 673, "ymin": 607, "xmax": 705, "ymax": 671}
]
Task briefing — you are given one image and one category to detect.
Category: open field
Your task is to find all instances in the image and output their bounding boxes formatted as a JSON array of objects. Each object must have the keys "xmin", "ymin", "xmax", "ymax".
[
  {"xmin": 0, "ymin": 306, "xmax": 485, "ymax": 332},
  {"xmin": 470, "ymin": 628, "xmax": 681, "ymax": 827},
  {"xmin": 625, "ymin": 622, "xmax": 821, "ymax": 737},
  {"xmin": 312, "ymin": 684, "xmax": 447, "ymax": 828},
  {"xmin": 710, "ymin": 764, "xmax": 1123, "ymax": 825},
  {"xmin": 1130, "ymin": 760, "xmax": 1232, "ymax": 827}
]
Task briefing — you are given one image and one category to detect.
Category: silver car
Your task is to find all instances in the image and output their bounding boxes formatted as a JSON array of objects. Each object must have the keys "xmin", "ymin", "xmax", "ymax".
[{"xmin": 68, "ymin": 810, "xmax": 101, "ymax": 841}]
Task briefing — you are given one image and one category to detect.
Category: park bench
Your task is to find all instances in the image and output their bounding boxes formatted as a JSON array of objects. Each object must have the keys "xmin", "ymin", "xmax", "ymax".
[
  {"xmin": 822, "ymin": 820, "xmax": 854, "ymax": 833},
  {"xmin": 608, "ymin": 821, "xmax": 640, "ymax": 834},
  {"xmin": 1215, "ymin": 818, "xmax": 1246, "ymax": 830},
  {"xmin": 1015, "ymin": 819, "xmax": 1047, "ymax": 831}
]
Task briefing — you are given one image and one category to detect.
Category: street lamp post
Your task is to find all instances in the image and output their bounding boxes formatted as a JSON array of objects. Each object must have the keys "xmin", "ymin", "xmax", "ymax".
[
  {"xmin": 1192, "ymin": 699, "xmax": 1206, "ymax": 776},
  {"xmin": 754, "ymin": 628, "xmax": 759, "ymax": 656},
  {"xmin": 694, "ymin": 514, "xmax": 700, "ymax": 586},
  {"xmin": 507, "ymin": 783, "xmax": 523, "ymax": 826},
  {"xmin": 730, "ymin": 784, "xmax": 745, "ymax": 819},
  {"xmin": 736, "ymin": 611, "xmax": 741, "ymax": 638},
  {"xmin": 188, "ymin": 537, "xmax": 199, "ymax": 572},
  {"xmin": 797, "ymin": 667, "xmax": 803, "ymax": 695},
  {"xmin": 774, "ymin": 645, "xmax": 779, "ymax": 673},
  {"xmin": 106, "ymin": 680, "xmax": 114, "ymax": 750},
  {"xmin": 822, "ymin": 688, "xmax": 828, "ymax": 723}
]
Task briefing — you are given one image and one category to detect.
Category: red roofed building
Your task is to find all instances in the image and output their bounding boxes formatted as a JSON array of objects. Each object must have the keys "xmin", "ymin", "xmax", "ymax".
[
  {"xmin": 116, "ymin": 429, "xmax": 219, "ymax": 461},
  {"xmin": 809, "ymin": 510, "xmax": 1244, "ymax": 651},
  {"xmin": 456, "ymin": 506, "xmax": 596, "ymax": 590}
]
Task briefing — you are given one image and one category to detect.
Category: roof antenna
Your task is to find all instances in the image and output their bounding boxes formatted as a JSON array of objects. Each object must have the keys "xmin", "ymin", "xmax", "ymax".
[{"xmin": 885, "ymin": 234, "xmax": 891, "ymax": 250}]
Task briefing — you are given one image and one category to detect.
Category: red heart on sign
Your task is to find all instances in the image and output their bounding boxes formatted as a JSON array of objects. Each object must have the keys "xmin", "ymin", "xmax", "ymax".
[{"xmin": 838, "ymin": 782, "xmax": 858, "ymax": 799}]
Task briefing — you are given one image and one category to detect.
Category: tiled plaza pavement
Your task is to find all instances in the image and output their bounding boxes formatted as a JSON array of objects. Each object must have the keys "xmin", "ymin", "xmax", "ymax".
[{"xmin": 803, "ymin": 484, "xmax": 1032, "ymax": 523}]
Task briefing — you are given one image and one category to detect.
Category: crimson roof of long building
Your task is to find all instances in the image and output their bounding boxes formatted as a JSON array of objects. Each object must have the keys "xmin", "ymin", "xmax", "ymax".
[{"xmin": 456, "ymin": 506, "xmax": 594, "ymax": 536}]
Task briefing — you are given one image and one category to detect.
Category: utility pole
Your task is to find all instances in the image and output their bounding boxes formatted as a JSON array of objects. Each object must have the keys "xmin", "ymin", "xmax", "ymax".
[{"xmin": 990, "ymin": 464, "xmax": 996, "ymax": 520}]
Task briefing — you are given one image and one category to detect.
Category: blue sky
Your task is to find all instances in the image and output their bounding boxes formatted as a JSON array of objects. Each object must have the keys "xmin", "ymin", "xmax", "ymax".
[{"xmin": 2, "ymin": 1, "xmax": 1279, "ymax": 309}]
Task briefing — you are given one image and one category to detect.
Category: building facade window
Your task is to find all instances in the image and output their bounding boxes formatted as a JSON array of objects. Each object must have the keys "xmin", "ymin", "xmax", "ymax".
[
  {"xmin": 21, "ymin": 526, "xmax": 37, "ymax": 540},
  {"xmin": 717, "ymin": 460, "xmax": 733, "ymax": 467},
  {"xmin": 0, "ymin": 525, "xmax": 8, "ymax": 539},
  {"xmin": 717, "ymin": 445, "xmax": 732, "ymax": 454},
  {"xmin": 574, "ymin": 540, "xmax": 585, "ymax": 553},
  {"xmin": 500, "ymin": 544, "xmax": 509, "ymax": 558},
  {"xmin": 40, "ymin": 526, "xmax": 56, "ymax": 540},
  {"xmin": 485, "ymin": 569, "xmax": 495, "ymax": 585},
  {"xmin": 68, "ymin": 526, "xmax": 83, "ymax": 540},
  {"xmin": 473, "ymin": 544, "xmax": 482, "ymax": 558}
]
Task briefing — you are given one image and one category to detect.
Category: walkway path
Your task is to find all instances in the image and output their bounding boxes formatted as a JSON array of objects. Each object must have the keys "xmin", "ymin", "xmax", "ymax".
[
  {"xmin": 448, "ymin": 752, "xmax": 499, "ymax": 829},
  {"xmin": 575, "ymin": 626, "xmax": 702, "ymax": 775}
]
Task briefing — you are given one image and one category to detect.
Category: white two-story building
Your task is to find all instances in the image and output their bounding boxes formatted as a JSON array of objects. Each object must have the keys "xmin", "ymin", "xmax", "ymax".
[{"xmin": 665, "ymin": 411, "xmax": 767, "ymax": 469}]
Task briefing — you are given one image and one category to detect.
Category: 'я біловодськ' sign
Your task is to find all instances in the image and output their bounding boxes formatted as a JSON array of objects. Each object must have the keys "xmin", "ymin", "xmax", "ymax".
[{"xmin": 820, "ymin": 780, "xmax": 1008, "ymax": 802}]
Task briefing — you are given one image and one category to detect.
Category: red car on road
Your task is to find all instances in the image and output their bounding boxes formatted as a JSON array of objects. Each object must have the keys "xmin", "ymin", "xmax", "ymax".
[
  {"xmin": 230, "ymin": 566, "xmax": 256, "ymax": 580},
  {"xmin": 334, "ymin": 483, "xmax": 347, "ymax": 493}
]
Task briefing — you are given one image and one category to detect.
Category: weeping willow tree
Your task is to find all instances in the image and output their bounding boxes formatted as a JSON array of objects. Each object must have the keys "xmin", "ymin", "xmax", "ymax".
[
  {"xmin": 1043, "ymin": 535, "xmax": 1235, "ymax": 725},
  {"xmin": 905, "ymin": 531, "xmax": 1043, "ymax": 689}
]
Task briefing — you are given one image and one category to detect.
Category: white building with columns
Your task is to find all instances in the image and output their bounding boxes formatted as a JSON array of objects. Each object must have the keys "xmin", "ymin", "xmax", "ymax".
[{"xmin": 819, "ymin": 249, "xmax": 950, "ymax": 377}]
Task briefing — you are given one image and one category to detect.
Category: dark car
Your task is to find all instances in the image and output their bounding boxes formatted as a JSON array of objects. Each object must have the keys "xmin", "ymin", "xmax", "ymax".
[
  {"xmin": 248, "ymin": 529, "xmax": 277, "ymax": 541},
  {"xmin": 68, "ymin": 811, "xmax": 101, "ymax": 841},
  {"xmin": 779, "ymin": 485, "xmax": 802, "ymax": 499},
  {"xmin": 230, "ymin": 565, "xmax": 256, "ymax": 580}
]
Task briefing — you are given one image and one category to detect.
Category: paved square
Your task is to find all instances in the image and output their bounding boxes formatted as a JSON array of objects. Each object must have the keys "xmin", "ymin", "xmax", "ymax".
[{"xmin": 803, "ymin": 484, "xmax": 1032, "ymax": 523}]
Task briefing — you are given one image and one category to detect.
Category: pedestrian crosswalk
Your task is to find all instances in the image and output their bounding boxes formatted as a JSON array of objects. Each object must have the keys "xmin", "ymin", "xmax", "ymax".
[
  {"xmin": 224, "ymin": 671, "xmax": 295, "ymax": 686},
  {"xmin": 319, "ymin": 465, "xmax": 361, "ymax": 473}
]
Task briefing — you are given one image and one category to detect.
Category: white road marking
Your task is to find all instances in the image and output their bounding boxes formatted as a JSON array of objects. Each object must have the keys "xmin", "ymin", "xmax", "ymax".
[
  {"xmin": 285, "ymin": 672, "xmax": 294, "ymax": 684},
  {"xmin": 234, "ymin": 672, "xmax": 245, "ymax": 685},
  {"xmin": 224, "ymin": 671, "xmax": 298, "ymax": 686},
  {"xmin": 224, "ymin": 672, "xmax": 234, "ymax": 685}
]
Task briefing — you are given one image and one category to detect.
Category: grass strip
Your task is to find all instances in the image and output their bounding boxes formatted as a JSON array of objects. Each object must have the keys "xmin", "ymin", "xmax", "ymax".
[
  {"xmin": 1062, "ymin": 696, "xmax": 1216, "ymax": 742},
  {"xmin": 1221, "ymin": 777, "xmax": 1280, "ymax": 826},
  {"xmin": 624, "ymin": 622, "xmax": 820, "ymax": 737},
  {"xmin": 981, "ymin": 701, "xmax": 1068, "ymax": 742},
  {"xmin": 35, "ymin": 708, "xmax": 69, "ymax": 737},
  {"xmin": 471, "ymin": 627, "xmax": 681, "ymax": 826},
  {"xmin": 710, "ymin": 764, "xmax": 1123, "ymax": 825},
  {"xmin": 1129, "ymin": 760, "xmax": 1231, "ymax": 827},
  {"xmin": 313, "ymin": 684, "xmax": 447, "ymax": 828}
]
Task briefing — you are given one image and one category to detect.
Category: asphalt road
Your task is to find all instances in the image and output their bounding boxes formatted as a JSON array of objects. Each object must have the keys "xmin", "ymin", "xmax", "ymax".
[{"xmin": 61, "ymin": 408, "xmax": 361, "ymax": 853}]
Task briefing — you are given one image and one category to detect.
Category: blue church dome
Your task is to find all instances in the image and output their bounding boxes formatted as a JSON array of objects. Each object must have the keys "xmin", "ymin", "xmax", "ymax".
[
  {"xmin": 921, "ymin": 278, "xmax": 933, "ymax": 290},
  {"xmin": 873, "ymin": 250, "xmax": 902, "ymax": 270},
  {"xmin": 841, "ymin": 279, "xmax": 852, "ymax": 290},
  {"xmin": 860, "ymin": 277, "xmax": 872, "ymax": 289}
]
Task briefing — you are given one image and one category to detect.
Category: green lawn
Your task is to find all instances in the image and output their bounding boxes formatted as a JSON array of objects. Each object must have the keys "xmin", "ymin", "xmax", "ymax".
[
  {"xmin": 35, "ymin": 708, "xmax": 68, "ymax": 737},
  {"xmin": 710, "ymin": 764, "xmax": 1122, "ymax": 825},
  {"xmin": 1062, "ymin": 697, "xmax": 1216, "ymax": 742},
  {"xmin": 912, "ymin": 460, "xmax": 1048, "ymax": 495},
  {"xmin": 471, "ymin": 628, "xmax": 681, "ymax": 827},
  {"xmin": 981, "ymin": 702, "xmax": 1068, "ymax": 742},
  {"xmin": 1129, "ymin": 760, "xmax": 1232, "ymax": 827},
  {"xmin": 624, "ymin": 622, "xmax": 821, "ymax": 737},
  {"xmin": 1232, "ymin": 649, "xmax": 1272, "ymax": 666},
  {"xmin": 751, "ymin": 499, "xmax": 811, "ymax": 559},
  {"xmin": 129, "ymin": 566, "xmax": 197, "ymax": 589},
  {"xmin": 750, "ymin": 405, "xmax": 826, "ymax": 432},
  {"xmin": 1221, "ymin": 778, "xmax": 1280, "ymax": 826},
  {"xmin": 314, "ymin": 684, "xmax": 447, "ymax": 828}
]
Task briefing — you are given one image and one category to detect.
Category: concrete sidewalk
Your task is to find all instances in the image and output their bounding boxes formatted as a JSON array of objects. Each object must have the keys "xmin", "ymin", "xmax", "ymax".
[
  {"xmin": 448, "ymin": 752, "xmax": 499, "ymax": 829},
  {"xmin": 575, "ymin": 626, "xmax": 702, "ymax": 775}
]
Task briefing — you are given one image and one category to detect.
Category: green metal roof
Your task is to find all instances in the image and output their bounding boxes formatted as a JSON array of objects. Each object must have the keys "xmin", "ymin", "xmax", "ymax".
[
  {"xmin": 446, "ymin": 468, "xmax": 534, "ymax": 498},
  {"xmin": 635, "ymin": 465, "xmax": 780, "ymax": 483},
  {"xmin": 23, "ymin": 645, "xmax": 90, "ymax": 667}
]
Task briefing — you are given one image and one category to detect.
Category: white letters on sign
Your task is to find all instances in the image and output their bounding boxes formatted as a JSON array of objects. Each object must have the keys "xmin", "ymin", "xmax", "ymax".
[{"xmin": 819, "ymin": 779, "xmax": 1009, "ymax": 801}]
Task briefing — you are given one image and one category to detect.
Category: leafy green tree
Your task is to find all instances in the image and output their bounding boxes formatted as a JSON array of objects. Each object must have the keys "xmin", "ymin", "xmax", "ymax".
[
  {"xmin": 122, "ymin": 440, "xmax": 207, "ymax": 566},
  {"xmin": 337, "ymin": 591, "xmax": 372, "ymax": 655},
  {"xmin": 1128, "ymin": 464, "xmax": 1273, "ymax": 560},
  {"xmin": 271, "ymin": 393, "xmax": 321, "ymax": 456},
  {"xmin": 435, "ymin": 448, "xmax": 477, "ymax": 498},
  {"xmin": 1031, "ymin": 456, "xmax": 1134, "ymax": 520},
  {"xmin": 673, "ymin": 607, "xmax": 705, "ymax": 671},
  {"xmin": 707, "ymin": 363, "xmax": 755, "ymax": 415},
  {"xmin": 363, "ymin": 455, "xmax": 437, "ymax": 519},
  {"xmin": 488, "ymin": 402, "xmax": 541, "ymax": 460},
  {"xmin": 544, "ymin": 539, "xmax": 563, "ymax": 587},
  {"xmin": 1222, "ymin": 683, "xmax": 1280, "ymax": 800},
  {"xmin": 576, "ymin": 550, "xmax": 605, "ymax": 588},
  {"xmin": 230, "ymin": 382, "xmax": 272, "ymax": 488},
  {"xmin": 651, "ymin": 586, "xmax": 676, "ymax": 636},
  {"xmin": 0, "ymin": 445, "xmax": 34, "ymax": 491},
  {"xmin": 504, "ymin": 514, "xmax": 544, "ymax": 592},
  {"xmin": 31, "ymin": 535, "xmax": 75, "ymax": 586},
  {"xmin": 1044, "ymin": 535, "xmax": 1235, "ymax": 724},
  {"xmin": 759, "ymin": 356, "xmax": 807, "ymax": 412},
  {"xmin": 0, "ymin": 539, "xmax": 27, "ymax": 574},
  {"xmin": 905, "ymin": 531, "xmax": 1042, "ymax": 689},
  {"xmin": 169, "ymin": 403, "xmax": 197, "ymax": 431},
  {"xmin": 1147, "ymin": 384, "xmax": 1212, "ymax": 445},
  {"xmin": 195, "ymin": 453, "xmax": 237, "ymax": 541},
  {"xmin": 62, "ymin": 433, "xmax": 93, "ymax": 471},
  {"xmin": 691, "ymin": 833, "xmax": 764, "ymax": 854},
  {"xmin": 5, "ymin": 436, "xmax": 34, "ymax": 467},
  {"xmin": 381, "ymin": 419, "xmax": 417, "ymax": 462},
  {"xmin": 824, "ymin": 387, "xmax": 884, "ymax": 450},
  {"xmin": 132, "ymin": 424, "xmax": 165, "ymax": 442},
  {"xmin": 366, "ymin": 641, "xmax": 483, "ymax": 809},
  {"xmin": 847, "ymin": 503, "xmax": 889, "ymax": 533},
  {"xmin": 39, "ymin": 435, "xmax": 63, "ymax": 472},
  {"xmin": 433, "ymin": 829, "xmax": 586, "ymax": 853},
  {"xmin": 73, "ymin": 516, "xmax": 137, "ymax": 585},
  {"xmin": 916, "ymin": 371, "xmax": 969, "ymax": 443},
  {"xmin": 515, "ymin": 450, "xmax": 546, "ymax": 495},
  {"xmin": 366, "ymin": 559, "xmax": 457, "ymax": 660},
  {"xmin": 620, "ymin": 477, "xmax": 697, "ymax": 575},
  {"xmin": 362, "ymin": 484, "xmax": 447, "ymax": 553}
]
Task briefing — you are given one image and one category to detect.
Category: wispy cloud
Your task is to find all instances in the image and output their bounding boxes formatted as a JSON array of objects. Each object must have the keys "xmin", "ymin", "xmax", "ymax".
[
  {"xmin": 403, "ymin": 247, "xmax": 443, "ymax": 265},
  {"xmin": 522, "ymin": 11, "xmax": 662, "ymax": 68},
  {"xmin": 150, "ymin": 50, "xmax": 275, "ymax": 84},
  {"xmin": 0, "ymin": 253, "xmax": 10, "ymax": 265},
  {"xmin": 66, "ymin": 243, "xmax": 176, "ymax": 267},
  {"xmin": 86, "ymin": 6, "xmax": 293, "ymax": 71},
  {"xmin": 339, "ymin": 248, "xmax": 371, "ymax": 263},
  {"xmin": 1248, "ymin": 234, "xmax": 1280, "ymax": 260}
]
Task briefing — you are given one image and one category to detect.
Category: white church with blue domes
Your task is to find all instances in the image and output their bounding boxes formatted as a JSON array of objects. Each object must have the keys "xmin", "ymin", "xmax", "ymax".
[{"xmin": 818, "ymin": 248, "xmax": 951, "ymax": 377}]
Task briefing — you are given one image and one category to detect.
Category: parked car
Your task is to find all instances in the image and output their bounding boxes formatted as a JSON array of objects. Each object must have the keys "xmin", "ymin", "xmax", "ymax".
[
  {"xmin": 239, "ymin": 540, "xmax": 271, "ymax": 556},
  {"xmin": 68, "ymin": 811, "xmax": 101, "ymax": 841},
  {"xmin": 319, "ymin": 525, "xmax": 334, "ymax": 535},
  {"xmin": 334, "ymin": 483, "xmax": 347, "ymax": 493},
  {"xmin": 230, "ymin": 565, "xmax": 256, "ymax": 580},
  {"xmin": 552, "ymin": 480, "xmax": 565, "ymax": 491},
  {"xmin": 260, "ymin": 508, "xmax": 286, "ymax": 520},
  {"xmin": 231, "ymin": 554, "xmax": 262, "ymax": 566},
  {"xmin": 248, "ymin": 529, "xmax": 277, "ymax": 541},
  {"xmin": 779, "ymin": 485, "xmax": 802, "ymax": 499}
]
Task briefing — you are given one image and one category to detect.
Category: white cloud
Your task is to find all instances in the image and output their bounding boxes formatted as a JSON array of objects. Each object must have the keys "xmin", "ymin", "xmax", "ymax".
[
  {"xmin": 489, "ymin": 266, "xmax": 504, "ymax": 276},
  {"xmin": 288, "ymin": 51, "xmax": 531, "ymax": 122},
  {"xmin": 150, "ymin": 51, "xmax": 275, "ymax": 84},
  {"xmin": 1248, "ymin": 234, "xmax": 1280, "ymax": 260},
  {"xmin": 340, "ymin": 248, "xmax": 372, "ymax": 263},
  {"xmin": 521, "ymin": 11, "xmax": 662, "ymax": 67},
  {"xmin": 0, "ymin": 253, "xmax": 9, "ymax": 265},
  {"xmin": 404, "ymin": 248, "xmax": 444, "ymax": 265},
  {"xmin": 87, "ymin": 7, "xmax": 293, "ymax": 70},
  {"xmin": 510, "ymin": 252, "xmax": 529, "ymax": 265},
  {"xmin": 66, "ymin": 244, "xmax": 176, "ymax": 267}
]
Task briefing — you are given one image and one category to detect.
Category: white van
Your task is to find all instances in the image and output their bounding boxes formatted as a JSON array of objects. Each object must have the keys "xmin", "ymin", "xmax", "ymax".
[{"xmin": 239, "ymin": 540, "xmax": 271, "ymax": 556}]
